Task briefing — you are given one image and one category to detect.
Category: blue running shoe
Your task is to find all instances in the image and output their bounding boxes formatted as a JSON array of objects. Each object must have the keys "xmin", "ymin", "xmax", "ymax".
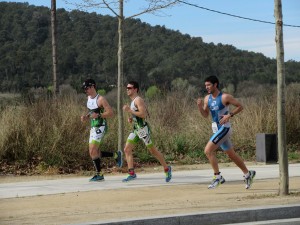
[
  {"xmin": 116, "ymin": 150, "xmax": 123, "ymax": 168},
  {"xmin": 89, "ymin": 174, "xmax": 104, "ymax": 182},
  {"xmin": 165, "ymin": 166, "xmax": 172, "ymax": 182},
  {"xmin": 122, "ymin": 173, "xmax": 137, "ymax": 182}
]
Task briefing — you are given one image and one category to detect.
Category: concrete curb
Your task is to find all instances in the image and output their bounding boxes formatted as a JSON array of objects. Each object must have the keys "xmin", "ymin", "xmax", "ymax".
[{"xmin": 72, "ymin": 204, "xmax": 300, "ymax": 225}]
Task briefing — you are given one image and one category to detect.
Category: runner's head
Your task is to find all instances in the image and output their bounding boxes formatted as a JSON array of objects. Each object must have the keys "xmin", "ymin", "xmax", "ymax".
[
  {"xmin": 82, "ymin": 79, "xmax": 96, "ymax": 92},
  {"xmin": 205, "ymin": 76, "xmax": 219, "ymax": 89},
  {"xmin": 127, "ymin": 81, "xmax": 139, "ymax": 93}
]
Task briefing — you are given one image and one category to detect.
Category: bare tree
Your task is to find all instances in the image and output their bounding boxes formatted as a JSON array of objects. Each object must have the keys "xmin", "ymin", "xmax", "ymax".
[
  {"xmin": 51, "ymin": 0, "xmax": 59, "ymax": 98},
  {"xmin": 65, "ymin": 0, "xmax": 181, "ymax": 151},
  {"xmin": 117, "ymin": 0, "xmax": 125, "ymax": 153},
  {"xmin": 274, "ymin": 0, "xmax": 289, "ymax": 195}
]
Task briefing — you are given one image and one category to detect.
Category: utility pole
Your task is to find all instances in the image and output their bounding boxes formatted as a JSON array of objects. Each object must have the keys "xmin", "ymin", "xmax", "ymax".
[
  {"xmin": 274, "ymin": 0, "xmax": 289, "ymax": 195},
  {"xmin": 51, "ymin": 0, "xmax": 58, "ymax": 98},
  {"xmin": 117, "ymin": 0, "xmax": 124, "ymax": 151}
]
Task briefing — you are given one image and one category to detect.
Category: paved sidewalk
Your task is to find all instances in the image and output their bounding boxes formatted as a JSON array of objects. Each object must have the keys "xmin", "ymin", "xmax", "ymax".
[{"xmin": 0, "ymin": 163, "xmax": 299, "ymax": 199}]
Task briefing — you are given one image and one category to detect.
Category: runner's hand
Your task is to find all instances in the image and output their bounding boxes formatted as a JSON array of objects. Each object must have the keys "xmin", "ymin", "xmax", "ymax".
[
  {"xmin": 123, "ymin": 105, "xmax": 131, "ymax": 112},
  {"xmin": 197, "ymin": 98, "xmax": 203, "ymax": 106},
  {"xmin": 219, "ymin": 114, "xmax": 230, "ymax": 125},
  {"xmin": 81, "ymin": 114, "xmax": 89, "ymax": 122}
]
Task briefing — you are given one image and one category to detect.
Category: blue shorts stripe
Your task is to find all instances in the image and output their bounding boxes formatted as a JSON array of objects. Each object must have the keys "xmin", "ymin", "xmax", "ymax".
[{"xmin": 211, "ymin": 127, "xmax": 230, "ymax": 145}]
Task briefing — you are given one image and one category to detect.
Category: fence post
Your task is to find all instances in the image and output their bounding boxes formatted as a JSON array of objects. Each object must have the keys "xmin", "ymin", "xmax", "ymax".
[{"xmin": 256, "ymin": 133, "xmax": 278, "ymax": 163}]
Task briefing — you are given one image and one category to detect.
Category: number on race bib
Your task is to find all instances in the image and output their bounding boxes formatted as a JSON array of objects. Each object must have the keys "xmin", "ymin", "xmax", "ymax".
[{"xmin": 212, "ymin": 122, "xmax": 218, "ymax": 134}]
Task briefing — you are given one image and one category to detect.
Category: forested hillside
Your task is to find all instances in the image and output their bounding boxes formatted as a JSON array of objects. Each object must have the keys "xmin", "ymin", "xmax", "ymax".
[{"xmin": 1, "ymin": 2, "xmax": 300, "ymax": 93}]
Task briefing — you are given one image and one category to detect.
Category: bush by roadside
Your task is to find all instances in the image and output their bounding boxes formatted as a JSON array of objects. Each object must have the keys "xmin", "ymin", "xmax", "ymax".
[{"xmin": 0, "ymin": 84, "xmax": 299, "ymax": 175}]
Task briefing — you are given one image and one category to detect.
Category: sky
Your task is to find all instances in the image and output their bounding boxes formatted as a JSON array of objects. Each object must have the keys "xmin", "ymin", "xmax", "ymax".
[{"xmin": 3, "ymin": 0, "xmax": 300, "ymax": 61}]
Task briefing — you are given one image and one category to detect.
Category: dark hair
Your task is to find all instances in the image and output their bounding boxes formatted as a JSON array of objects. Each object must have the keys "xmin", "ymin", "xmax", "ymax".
[
  {"xmin": 128, "ymin": 81, "xmax": 139, "ymax": 93},
  {"xmin": 205, "ymin": 76, "xmax": 219, "ymax": 88},
  {"xmin": 82, "ymin": 78, "xmax": 96, "ymax": 90}
]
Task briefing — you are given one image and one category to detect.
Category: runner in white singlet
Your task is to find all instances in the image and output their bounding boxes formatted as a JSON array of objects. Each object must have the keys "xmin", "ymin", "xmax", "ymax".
[
  {"xmin": 122, "ymin": 81, "xmax": 172, "ymax": 183},
  {"xmin": 81, "ymin": 79, "xmax": 122, "ymax": 182}
]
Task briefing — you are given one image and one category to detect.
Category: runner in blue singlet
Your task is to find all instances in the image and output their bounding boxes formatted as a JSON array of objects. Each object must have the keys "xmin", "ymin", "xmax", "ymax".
[
  {"xmin": 207, "ymin": 91, "xmax": 233, "ymax": 151},
  {"xmin": 197, "ymin": 76, "xmax": 256, "ymax": 189}
]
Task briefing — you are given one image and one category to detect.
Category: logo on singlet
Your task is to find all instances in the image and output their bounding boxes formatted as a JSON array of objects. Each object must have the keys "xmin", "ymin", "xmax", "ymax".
[{"xmin": 210, "ymin": 101, "xmax": 219, "ymax": 111}]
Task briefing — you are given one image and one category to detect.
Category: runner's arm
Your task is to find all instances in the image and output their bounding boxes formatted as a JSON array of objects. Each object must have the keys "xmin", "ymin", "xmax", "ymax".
[
  {"xmin": 97, "ymin": 96, "xmax": 114, "ymax": 118},
  {"xmin": 197, "ymin": 95, "xmax": 210, "ymax": 118}
]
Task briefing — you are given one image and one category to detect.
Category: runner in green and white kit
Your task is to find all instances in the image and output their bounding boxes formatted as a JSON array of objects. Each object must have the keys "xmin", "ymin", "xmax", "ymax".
[
  {"xmin": 126, "ymin": 96, "xmax": 153, "ymax": 148},
  {"xmin": 81, "ymin": 79, "xmax": 123, "ymax": 182},
  {"xmin": 122, "ymin": 81, "xmax": 172, "ymax": 182}
]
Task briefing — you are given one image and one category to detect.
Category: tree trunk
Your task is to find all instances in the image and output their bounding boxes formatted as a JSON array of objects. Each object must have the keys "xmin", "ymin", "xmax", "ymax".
[
  {"xmin": 51, "ymin": 0, "xmax": 58, "ymax": 98},
  {"xmin": 117, "ymin": 0, "xmax": 124, "ymax": 151},
  {"xmin": 274, "ymin": 0, "xmax": 289, "ymax": 196}
]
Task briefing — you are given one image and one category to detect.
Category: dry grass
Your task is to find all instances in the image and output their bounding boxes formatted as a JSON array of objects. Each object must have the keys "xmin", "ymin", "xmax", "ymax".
[{"xmin": 0, "ymin": 84, "xmax": 299, "ymax": 173}]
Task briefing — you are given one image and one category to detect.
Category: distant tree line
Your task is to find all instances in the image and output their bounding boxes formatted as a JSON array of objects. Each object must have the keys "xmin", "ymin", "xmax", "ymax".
[{"xmin": 0, "ymin": 2, "xmax": 300, "ymax": 93}]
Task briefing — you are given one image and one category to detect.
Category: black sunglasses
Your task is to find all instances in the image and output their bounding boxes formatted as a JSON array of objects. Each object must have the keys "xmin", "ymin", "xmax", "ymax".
[
  {"xmin": 83, "ymin": 86, "xmax": 92, "ymax": 91},
  {"xmin": 126, "ymin": 87, "xmax": 134, "ymax": 90}
]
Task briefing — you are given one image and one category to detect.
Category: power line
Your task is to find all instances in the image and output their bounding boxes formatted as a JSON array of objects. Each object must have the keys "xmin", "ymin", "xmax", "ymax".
[{"xmin": 178, "ymin": 0, "xmax": 300, "ymax": 28}]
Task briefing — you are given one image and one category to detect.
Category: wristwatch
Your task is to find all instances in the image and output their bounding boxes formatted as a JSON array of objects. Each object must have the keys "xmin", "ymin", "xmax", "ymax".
[{"xmin": 229, "ymin": 112, "xmax": 234, "ymax": 117}]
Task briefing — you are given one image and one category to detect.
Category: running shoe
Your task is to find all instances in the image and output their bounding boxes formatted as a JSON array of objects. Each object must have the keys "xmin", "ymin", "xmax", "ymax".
[
  {"xmin": 89, "ymin": 174, "xmax": 104, "ymax": 182},
  {"xmin": 165, "ymin": 166, "xmax": 172, "ymax": 182},
  {"xmin": 122, "ymin": 173, "xmax": 137, "ymax": 182},
  {"xmin": 115, "ymin": 150, "xmax": 123, "ymax": 168},
  {"xmin": 208, "ymin": 175, "xmax": 225, "ymax": 189},
  {"xmin": 244, "ymin": 170, "xmax": 256, "ymax": 189}
]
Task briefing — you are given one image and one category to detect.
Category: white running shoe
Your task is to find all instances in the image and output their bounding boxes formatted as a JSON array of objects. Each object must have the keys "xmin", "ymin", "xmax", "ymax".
[
  {"xmin": 208, "ymin": 175, "xmax": 225, "ymax": 189},
  {"xmin": 244, "ymin": 170, "xmax": 256, "ymax": 189}
]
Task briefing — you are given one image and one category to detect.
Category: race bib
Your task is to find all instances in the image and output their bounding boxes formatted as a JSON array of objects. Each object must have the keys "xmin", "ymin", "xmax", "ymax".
[
  {"xmin": 136, "ymin": 126, "xmax": 148, "ymax": 138},
  {"xmin": 212, "ymin": 122, "xmax": 218, "ymax": 134}
]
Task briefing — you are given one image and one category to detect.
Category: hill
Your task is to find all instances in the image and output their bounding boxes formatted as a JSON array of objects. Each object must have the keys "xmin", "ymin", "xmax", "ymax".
[{"xmin": 0, "ymin": 2, "xmax": 300, "ymax": 92}]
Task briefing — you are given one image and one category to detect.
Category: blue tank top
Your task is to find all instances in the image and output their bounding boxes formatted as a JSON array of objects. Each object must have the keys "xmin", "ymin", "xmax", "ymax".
[{"xmin": 208, "ymin": 92, "xmax": 230, "ymax": 129}]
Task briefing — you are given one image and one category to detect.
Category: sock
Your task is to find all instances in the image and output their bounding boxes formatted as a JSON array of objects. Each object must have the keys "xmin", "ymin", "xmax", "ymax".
[
  {"xmin": 214, "ymin": 172, "xmax": 221, "ymax": 178},
  {"xmin": 101, "ymin": 151, "xmax": 114, "ymax": 158},
  {"xmin": 244, "ymin": 171, "xmax": 250, "ymax": 178},
  {"xmin": 92, "ymin": 157, "xmax": 101, "ymax": 174},
  {"xmin": 128, "ymin": 168, "xmax": 135, "ymax": 176}
]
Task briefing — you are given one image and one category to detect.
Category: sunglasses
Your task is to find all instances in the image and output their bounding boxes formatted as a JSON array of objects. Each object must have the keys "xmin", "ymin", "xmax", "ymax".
[
  {"xmin": 126, "ymin": 87, "xmax": 134, "ymax": 90},
  {"xmin": 83, "ymin": 86, "xmax": 92, "ymax": 91}
]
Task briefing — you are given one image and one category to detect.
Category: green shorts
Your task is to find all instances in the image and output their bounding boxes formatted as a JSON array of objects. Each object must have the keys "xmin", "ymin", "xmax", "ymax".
[{"xmin": 126, "ymin": 124, "xmax": 154, "ymax": 148}]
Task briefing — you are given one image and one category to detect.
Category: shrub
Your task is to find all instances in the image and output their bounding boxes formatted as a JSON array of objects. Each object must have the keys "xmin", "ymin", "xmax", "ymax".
[{"xmin": 145, "ymin": 85, "xmax": 161, "ymax": 100}]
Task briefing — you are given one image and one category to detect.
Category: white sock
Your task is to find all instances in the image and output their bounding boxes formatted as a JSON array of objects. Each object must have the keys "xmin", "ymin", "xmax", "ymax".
[{"xmin": 244, "ymin": 172, "xmax": 250, "ymax": 178}]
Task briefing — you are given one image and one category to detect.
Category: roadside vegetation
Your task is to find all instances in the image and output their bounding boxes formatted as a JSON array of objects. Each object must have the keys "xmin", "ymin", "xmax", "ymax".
[{"xmin": 0, "ymin": 83, "xmax": 299, "ymax": 175}]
